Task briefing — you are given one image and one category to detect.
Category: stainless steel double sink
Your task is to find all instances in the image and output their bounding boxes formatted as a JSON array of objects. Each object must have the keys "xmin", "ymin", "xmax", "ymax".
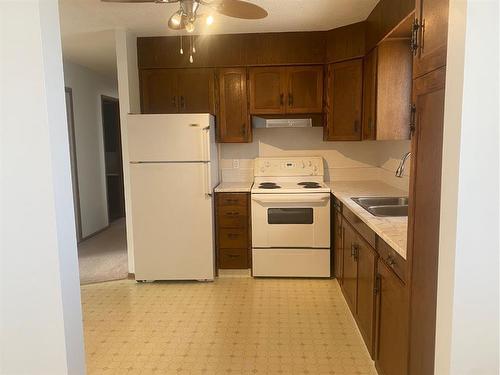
[{"xmin": 351, "ymin": 196, "xmax": 409, "ymax": 217}]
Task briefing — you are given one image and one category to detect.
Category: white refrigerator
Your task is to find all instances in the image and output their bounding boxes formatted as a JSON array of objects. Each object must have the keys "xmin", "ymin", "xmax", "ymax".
[{"xmin": 127, "ymin": 114, "xmax": 219, "ymax": 281}]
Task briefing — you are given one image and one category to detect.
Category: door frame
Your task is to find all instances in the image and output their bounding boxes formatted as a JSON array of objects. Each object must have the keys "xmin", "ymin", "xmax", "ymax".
[
  {"xmin": 65, "ymin": 87, "xmax": 83, "ymax": 242},
  {"xmin": 100, "ymin": 95, "xmax": 125, "ymax": 223}
]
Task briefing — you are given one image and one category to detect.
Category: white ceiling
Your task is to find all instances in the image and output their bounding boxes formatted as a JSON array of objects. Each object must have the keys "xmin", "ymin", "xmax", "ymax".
[{"xmin": 59, "ymin": 0, "xmax": 379, "ymax": 77}]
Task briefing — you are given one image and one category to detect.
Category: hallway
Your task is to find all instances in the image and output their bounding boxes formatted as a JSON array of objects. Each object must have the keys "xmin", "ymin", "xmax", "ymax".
[{"xmin": 78, "ymin": 219, "xmax": 128, "ymax": 284}]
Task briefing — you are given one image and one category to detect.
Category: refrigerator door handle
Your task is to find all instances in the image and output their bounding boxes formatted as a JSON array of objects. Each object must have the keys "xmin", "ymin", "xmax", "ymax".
[
  {"xmin": 201, "ymin": 126, "xmax": 210, "ymax": 161},
  {"xmin": 203, "ymin": 162, "xmax": 212, "ymax": 198}
]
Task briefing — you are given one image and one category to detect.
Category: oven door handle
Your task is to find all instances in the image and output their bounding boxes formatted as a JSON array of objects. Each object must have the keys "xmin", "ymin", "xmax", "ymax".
[{"xmin": 251, "ymin": 195, "xmax": 330, "ymax": 205}]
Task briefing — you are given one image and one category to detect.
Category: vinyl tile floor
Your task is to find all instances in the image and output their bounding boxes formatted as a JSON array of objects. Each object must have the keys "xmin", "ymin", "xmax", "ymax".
[{"xmin": 81, "ymin": 277, "xmax": 377, "ymax": 375}]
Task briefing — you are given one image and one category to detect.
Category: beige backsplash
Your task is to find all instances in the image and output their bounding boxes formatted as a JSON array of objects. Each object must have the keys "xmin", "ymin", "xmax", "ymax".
[{"xmin": 219, "ymin": 127, "xmax": 411, "ymax": 192}]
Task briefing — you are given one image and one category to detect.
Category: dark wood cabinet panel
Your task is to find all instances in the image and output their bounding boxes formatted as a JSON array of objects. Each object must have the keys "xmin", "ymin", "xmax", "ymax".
[
  {"xmin": 333, "ymin": 205, "xmax": 343, "ymax": 283},
  {"xmin": 362, "ymin": 48, "xmax": 378, "ymax": 140},
  {"xmin": 342, "ymin": 221, "xmax": 358, "ymax": 314},
  {"xmin": 216, "ymin": 193, "xmax": 251, "ymax": 269},
  {"xmin": 376, "ymin": 40, "xmax": 413, "ymax": 140},
  {"xmin": 140, "ymin": 68, "xmax": 214, "ymax": 114},
  {"xmin": 140, "ymin": 69, "xmax": 178, "ymax": 114},
  {"xmin": 375, "ymin": 259, "xmax": 409, "ymax": 375},
  {"xmin": 218, "ymin": 248, "xmax": 249, "ymax": 269},
  {"xmin": 286, "ymin": 66, "xmax": 324, "ymax": 113},
  {"xmin": 413, "ymin": 0, "xmax": 449, "ymax": 78},
  {"xmin": 216, "ymin": 68, "xmax": 251, "ymax": 143},
  {"xmin": 324, "ymin": 59, "xmax": 363, "ymax": 141},
  {"xmin": 249, "ymin": 67, "xmax": 285, "ymax": 114},
  {"xmin": 407, "ymin": 67, "xmax": 446, "ymax": 375},
  {"xmin": 356, "ymin": 235, "xmax": 377, "ymax": 358},
  {"xmin": 177, "ymin": 68, "xmax": 215, "ymax": 113},
  {"xmin": 326, "ymin": 22, "xmax": 366, "ymax": 63}
]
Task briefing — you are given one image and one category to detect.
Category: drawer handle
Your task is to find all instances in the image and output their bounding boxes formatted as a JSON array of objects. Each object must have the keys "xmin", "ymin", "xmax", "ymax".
[
  {"xmin": 227, "ymin": 233, "xmax": 240, "ymax": 239},
  {"xmin": 227, "ymin": 254, "xmax": 240, "ymax": 258},
  {"xmin": 225, "ymin": 199, "xmax": 239, "ymax": 204},
  {"xmin": 225, "ymin": 211, "xmax": 239, "ymax": 216}
]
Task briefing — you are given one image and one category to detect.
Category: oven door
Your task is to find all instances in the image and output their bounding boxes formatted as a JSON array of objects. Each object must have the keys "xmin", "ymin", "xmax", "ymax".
[{"xmin": 251, "ymin": 193, "xmax": 330, "ymax": 248}]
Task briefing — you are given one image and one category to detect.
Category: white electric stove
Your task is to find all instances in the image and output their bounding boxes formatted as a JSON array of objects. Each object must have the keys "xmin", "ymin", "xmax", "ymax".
[{"xmin": 251, "ymin": 157, "xmax": 331, "ymax": 278}]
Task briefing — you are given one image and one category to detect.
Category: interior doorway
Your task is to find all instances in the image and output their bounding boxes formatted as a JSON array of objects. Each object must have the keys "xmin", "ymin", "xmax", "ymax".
[
  {"xmin": 101, "ymin": 96, "xmax": 125, "ymax": 223},
  {"xmin": 65, "ymin": 87, "xmax": 83, "ymax": 242}
]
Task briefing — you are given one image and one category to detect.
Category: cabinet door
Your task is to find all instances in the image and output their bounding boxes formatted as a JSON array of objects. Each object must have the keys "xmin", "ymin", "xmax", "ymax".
[
  {"xmin": 286, "ymin": 66, "xmax": 323, "ymax": 113},
  {"xmin": 140, "ymin": 69, "xmax": 179, "ymax": 114},
  {"xmin": 333, "ymin": 208, "xmax": 343, "ymax": 283},
  {"xmin": 249, "ymin": 67, "xmax": 285, "ymax": 114},
  {"xmin": 177, "ymin": 68, "xmax": 215, "ymax": 113},
  {"xmin": 341, "ymin": 221, "xmax": 358, "ymax": 314},
  {"xmin": 217, "ymin": 68, "xmax": 251, "ymax": 143},
  {"xmin": 407, "ymin": 67, "xmax": 446, "ymax": 375},
  {"xmin": 362, "ymin": 48, "xmax": 377, "ymax": 140},
  {"xmin": 325, "ymin": 59, "xmax": 363, "ymax": 141},
  {"xmin": 356, "ymin": 235, "xmax": 377, "ymax": 357},
  {"xmin": 413, "ymin": 0, "xmax": 449, "ymax": 78},
  {"xmin": 376, "ymin": 260, "xmax": 409, "ymax": 375}
]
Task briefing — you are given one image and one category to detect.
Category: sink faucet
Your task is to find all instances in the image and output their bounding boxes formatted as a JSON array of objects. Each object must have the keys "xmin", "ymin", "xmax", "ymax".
[{"xmin": 395, "ymin": 152, "xmax": 411, "ymax": 178}]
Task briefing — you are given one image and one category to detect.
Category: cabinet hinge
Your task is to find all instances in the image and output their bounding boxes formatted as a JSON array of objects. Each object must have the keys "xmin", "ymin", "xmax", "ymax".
[{"xmin": 411, "ymin": 18, "xmax": 422, "ymax": 55}]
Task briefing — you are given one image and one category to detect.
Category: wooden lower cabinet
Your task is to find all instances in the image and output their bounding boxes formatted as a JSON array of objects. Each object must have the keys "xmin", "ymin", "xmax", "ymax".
[
  {"xmin": 215, "ymin": 193, "xmax": 251, "ymax": 269},
  {"xmin": 341, "ymin": 221, "xmax": 358, "ymax": 314},
  {"xmin": 356, "ymin": 235, "xmax": 377, "ymax": 358},
  {"xmin": 333, "ymin": 201, "xmax": 343, "ymax": 283},
  {"xmin": 375, "ymin": 259, "xmax": 409, "ymax": 375},
  {"xmin": 335, "ymin": 198, "xmax": 409, "ymax": 372}
]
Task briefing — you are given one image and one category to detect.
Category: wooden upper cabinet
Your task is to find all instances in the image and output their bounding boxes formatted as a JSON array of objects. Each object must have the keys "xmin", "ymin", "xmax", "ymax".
[
  {"xmin": 177, "ymin": 68, "xmax": 215, "ymax": 113},
  {"xmin": 286, "ymin": 66, "xmax": 323, "ymax": 113},
  {"xmin": 140, "ymin": 68, "xmax": 215, "ymax": 114},
  {"xmin": 413, "ymin": 0, "xmax": 449, "ymax": 78},
  {"xmin": 216, "ymin": 68, "xmax": 251, "ymax": 143},
  {"xmin": 324, "ymin": 59, "xmax": 363, "ymax": 141},
  {"xmin": 141, "ymin": 69, "xmax": 179, "ymax": 114},
  {"xmin": 249, "ymin": 67, "xmax": 285, "ymax": 114},
  {"xmin": 362, "ymin": 49, "xmax": 377, "ymax": 140},
  {"xmin": 375, "ymin": 259, "xmax": 409, "ymax": 375}
]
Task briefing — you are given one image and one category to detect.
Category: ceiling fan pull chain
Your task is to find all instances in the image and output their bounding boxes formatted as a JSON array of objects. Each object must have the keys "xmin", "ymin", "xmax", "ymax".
[
  {"xmin": 179, "ymin": 35, "xmax": 184, "ymax": 55},
  {"xmin": 189, "ymin": 36, "xmax": 194, "ymax": 63}
]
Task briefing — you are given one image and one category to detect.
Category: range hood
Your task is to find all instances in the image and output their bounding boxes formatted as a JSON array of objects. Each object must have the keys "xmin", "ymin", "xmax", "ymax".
[{"xmin": 252, "ymin": 116, "xmax": 312, "ymax": 129}]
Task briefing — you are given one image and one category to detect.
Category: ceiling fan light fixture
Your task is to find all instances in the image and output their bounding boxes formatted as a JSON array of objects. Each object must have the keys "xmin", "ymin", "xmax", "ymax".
[
  {"xmin": 206, "ymin": 15, "xmax": 214, "ymax": 25},
  {"xmin": 170, "ymin": 10, "xmax": 183, "ymax": 26}
]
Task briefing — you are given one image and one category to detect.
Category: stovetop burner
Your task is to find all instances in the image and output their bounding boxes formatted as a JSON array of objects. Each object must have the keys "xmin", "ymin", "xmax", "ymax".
[
  {"xmin": 298, "ymin": 182, "xmax": 320, "ymax": 186},
  {"xmin": 259, "ymin": 182, "xmax": 281, "ymax": 189},
  {"xmin": 298, "ymin": 181, "xmax": 321, "ymax": 189}
]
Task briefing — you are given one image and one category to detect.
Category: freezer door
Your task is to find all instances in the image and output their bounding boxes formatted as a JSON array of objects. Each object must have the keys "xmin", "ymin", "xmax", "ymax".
[
  {"xmin": 130, "ymin": 162, "xmax": 215, "ymax": 280},
  {"xmin": 128, "ymin": 114, "xmax": 214, "ymax": 162}
]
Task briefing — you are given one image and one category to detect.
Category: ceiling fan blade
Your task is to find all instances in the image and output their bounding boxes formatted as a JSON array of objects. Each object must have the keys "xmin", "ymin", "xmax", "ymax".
[{"xmin": 202, "ymin": 0, "xmax": 267, "ymax": 19}]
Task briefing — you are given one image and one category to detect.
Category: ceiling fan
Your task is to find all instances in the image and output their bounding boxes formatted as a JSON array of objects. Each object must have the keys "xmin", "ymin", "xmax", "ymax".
[{"xmin": 101, "ymin": 0, "xmax": 268, "ymax": 33}]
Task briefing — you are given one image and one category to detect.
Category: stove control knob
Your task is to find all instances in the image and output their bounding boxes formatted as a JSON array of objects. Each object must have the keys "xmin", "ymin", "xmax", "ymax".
[{"xmin": 260, "ymin": 167, "xmax": 265, "ymax": 172}]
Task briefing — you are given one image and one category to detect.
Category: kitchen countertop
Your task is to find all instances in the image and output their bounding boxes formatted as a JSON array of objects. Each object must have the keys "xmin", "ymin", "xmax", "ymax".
[
  {"xmin": 329, "ymin": 180, "xmax": 408, "ymax": 259},
  {"xmin": 214, "ymin": 181, "xmax": 254, "ymax": 193}
]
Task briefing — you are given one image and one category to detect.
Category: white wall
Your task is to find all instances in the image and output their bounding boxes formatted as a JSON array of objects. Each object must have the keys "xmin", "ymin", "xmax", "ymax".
[
  {"xmin": 0, "ymin": 0, "xmax": 85, "ymax": 373},
  {"xmin": 435, "ymin": 0, "xmax": 500, "ymax": 373},
  {"xmin": 116, "ymin": 29, "xmax": 140, "ymax": 273},
  {"xmin": 63, "ymin": 61, "xmax": 118, "ymax": 238},
  {"xmin": 220, "ymin": 127, "xmax": 411, "ymax": 190}
]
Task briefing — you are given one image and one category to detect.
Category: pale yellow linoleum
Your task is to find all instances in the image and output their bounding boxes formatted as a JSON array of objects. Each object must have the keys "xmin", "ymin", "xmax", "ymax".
[{"xmin": 81, "ymin": 278, "xmax": 377, "ymax": 375}]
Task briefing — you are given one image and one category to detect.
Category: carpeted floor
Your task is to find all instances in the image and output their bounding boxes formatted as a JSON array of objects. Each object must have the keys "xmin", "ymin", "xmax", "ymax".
[{"xmin": 78, "ymin": 218, "xmax": 128, "ymax": 285}]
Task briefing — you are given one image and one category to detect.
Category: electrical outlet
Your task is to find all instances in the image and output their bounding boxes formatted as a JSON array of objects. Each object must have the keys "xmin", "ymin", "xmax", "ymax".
[{"xmin": 232, "ymin": 159, "xmax": 240, "ymax": 169}]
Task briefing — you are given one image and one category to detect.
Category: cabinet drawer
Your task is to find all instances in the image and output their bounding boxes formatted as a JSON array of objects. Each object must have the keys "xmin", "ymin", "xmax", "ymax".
[
  {"xmin": 377, "ymin": 237, "xmax": 407, "ymax": 283},
  {"xmin": 342, "ymin": 205, "xmax": 376, "ymax": 248},
  {"xmin": 217, "ymin": 193, "xmax": 248, "ymax": 207},
  {"xmin": 218, "ymin": 248, "xmax": 248, "ymax": 269},
  {"xmin": 218, "ymin": 228, "xmax": 248, "ymax": 248},
  {"xmin": 217, "ymin": 205, "xmax": 248, "ymax": 228}
]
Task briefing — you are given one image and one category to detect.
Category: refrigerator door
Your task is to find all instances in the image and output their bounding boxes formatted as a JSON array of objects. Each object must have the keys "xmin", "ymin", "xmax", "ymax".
[
  {"xmin": 130, "ymin": 162, "xmax": 215, "ymax": 280},
  {"xmin": 128, "ymin": 114, "xmax": 214, "ymax": 162}
]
